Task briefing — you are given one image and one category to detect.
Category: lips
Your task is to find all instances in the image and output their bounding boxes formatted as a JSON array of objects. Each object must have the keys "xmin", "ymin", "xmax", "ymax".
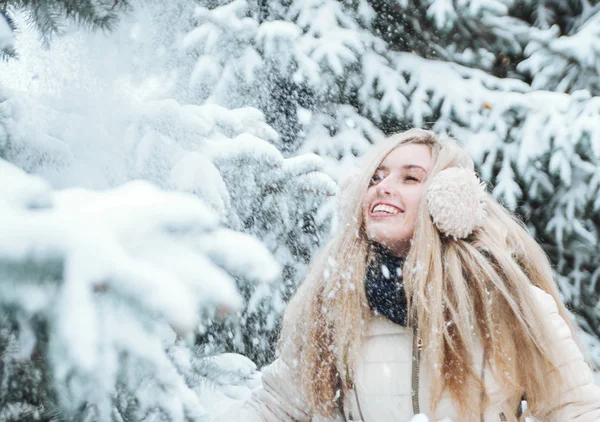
[{"xmin": 370, "ymin": 202, "xmax": 404, "ymax": 217}]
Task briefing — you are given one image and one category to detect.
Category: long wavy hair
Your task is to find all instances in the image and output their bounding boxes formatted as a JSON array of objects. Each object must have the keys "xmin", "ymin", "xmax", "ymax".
[{"xmin": 279, "ymin": 129, "xmax": 577, "ymax": 420}]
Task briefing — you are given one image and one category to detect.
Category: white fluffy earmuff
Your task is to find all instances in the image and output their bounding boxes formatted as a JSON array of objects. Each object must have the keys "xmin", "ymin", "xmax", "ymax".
[{"xmin": 426, "ymin": 167, "xmax": 487, "ymax": 239}]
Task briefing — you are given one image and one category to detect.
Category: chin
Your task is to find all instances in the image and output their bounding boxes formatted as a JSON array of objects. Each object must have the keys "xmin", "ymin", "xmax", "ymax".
[
  {"xmin": 367, "ymin": 232, "xmax": 402, "ymax": 248},
  {"xmin": 366, "ymin": 227, "xmax": 411, "ymax": 254}
]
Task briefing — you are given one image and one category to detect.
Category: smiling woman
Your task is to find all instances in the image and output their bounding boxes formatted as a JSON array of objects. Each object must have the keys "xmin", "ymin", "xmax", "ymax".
[
  {"xmin": 363, "ymin": 144, "xmax": 432, "ymax": 257},
  {"xmin": 218, "ymin": 129, "xmax": 600, "ymax": 422}
]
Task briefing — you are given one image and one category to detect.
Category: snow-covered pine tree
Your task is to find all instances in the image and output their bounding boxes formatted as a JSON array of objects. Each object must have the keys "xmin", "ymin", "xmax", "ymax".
[
  {"xmin": 203, "ymin": 133, "xmax": 336, "ymax": 365},
  {"xmin": 3, "ymin": 0, "xmax": 337, "ymax": 366},
  {"xmin": 0, "ymin": 157, "xmax": 278, "ymax": 421},
  {"xmin": 122, "ymin": 98, "xmax": 335, "ymax": 365},
  {"xmin": 179, "ymin": 0, "xmax": 388, "ymax": 169},
  {"xmin": 3, "ymin": 79, "xmax": 334, "ymax": 370}
]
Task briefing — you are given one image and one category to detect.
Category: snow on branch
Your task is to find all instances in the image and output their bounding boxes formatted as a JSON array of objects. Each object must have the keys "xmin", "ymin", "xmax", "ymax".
[
  {"xmin": 520, "ymin": 13, "xmax": 600, "ymax": 95},
  {"xmin": 0, "ymin": 158, "xmax": 279, "ymax": 420}
]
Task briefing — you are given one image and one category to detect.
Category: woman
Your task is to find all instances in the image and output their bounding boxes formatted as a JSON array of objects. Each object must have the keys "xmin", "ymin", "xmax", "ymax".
[{"xmin": 221, "ymin": 129, "xmax": 600, "ymax": 421}]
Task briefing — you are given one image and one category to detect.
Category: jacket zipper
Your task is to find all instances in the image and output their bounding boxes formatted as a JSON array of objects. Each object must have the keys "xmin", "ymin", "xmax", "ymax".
[
  {"xmin": 353, "ymin": 387, "xmax": 366, "ymax": 421},
  {"xmin": 412, "ymin": 324, "xmax": 421, "ymax": 415}
]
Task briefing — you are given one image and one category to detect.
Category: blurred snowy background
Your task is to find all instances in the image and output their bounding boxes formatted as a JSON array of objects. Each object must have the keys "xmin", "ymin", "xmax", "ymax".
[{"xmin": 0, "ymin": 0, "xmax": 599, "ymax": 420}]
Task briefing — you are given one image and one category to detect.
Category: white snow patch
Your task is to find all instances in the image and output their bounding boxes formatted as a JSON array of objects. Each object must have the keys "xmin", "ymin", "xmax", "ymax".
[{"xmin": 0, "ymin": 159, "xmax": 52, "ymax": 209}]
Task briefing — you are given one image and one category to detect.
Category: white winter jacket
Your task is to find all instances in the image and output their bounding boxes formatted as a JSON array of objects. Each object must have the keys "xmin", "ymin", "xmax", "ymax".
[{"xmin": 219, "ymin": 286, "xmax": 600, "ymax": 421}]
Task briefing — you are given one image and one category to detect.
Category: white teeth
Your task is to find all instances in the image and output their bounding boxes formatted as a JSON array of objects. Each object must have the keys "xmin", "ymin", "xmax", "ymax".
[{"xmin": 372, "ymin": 204, "xmax": 400, "ymax": 215}]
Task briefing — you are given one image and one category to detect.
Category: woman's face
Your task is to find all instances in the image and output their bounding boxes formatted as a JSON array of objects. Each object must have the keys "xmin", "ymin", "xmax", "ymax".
[{"xmin": 362, "ymin": 143, "xmax": 433, "ymax": 257}]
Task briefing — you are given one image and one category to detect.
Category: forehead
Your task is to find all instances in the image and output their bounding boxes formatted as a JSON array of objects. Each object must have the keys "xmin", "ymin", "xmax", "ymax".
[{"xmin": 379, "ymin": 143, "xmax": 432, "ymax": 171}]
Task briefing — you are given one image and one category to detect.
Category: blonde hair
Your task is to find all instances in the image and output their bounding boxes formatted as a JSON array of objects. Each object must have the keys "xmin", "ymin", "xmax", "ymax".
[{"xmin": 280, "ymin": 129, "xmax": 576, "ymax": 419}]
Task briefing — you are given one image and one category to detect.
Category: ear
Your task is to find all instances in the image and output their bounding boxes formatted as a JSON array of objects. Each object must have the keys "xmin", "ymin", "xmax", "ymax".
[{"xmin": 426, "ymin": 167, "xmax": 487, "ymax": 239}]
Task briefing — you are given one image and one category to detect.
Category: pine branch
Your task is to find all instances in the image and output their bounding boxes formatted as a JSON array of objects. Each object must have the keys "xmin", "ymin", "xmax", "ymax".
[
  {"xmin": 0, "ymin": 9, "xmax": 16, "ymax": 58},
  {"xmin": 1, "ymin": 0, "xmax": 132, "ymax": 55}
]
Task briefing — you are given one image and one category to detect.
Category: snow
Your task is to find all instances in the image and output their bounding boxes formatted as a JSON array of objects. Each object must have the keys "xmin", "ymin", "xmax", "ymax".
[
  {"xmin": 0, "ymin": 158, "xmax": 52, "ymax": 208},
  {"xmin": 0, "ymin": 177, "xmax": 251, "ymax": 320},
  {"xmin": 170, "ymin": 154, "xmax": 229, "ymax": 214},
  {"xmin": 300, "ymin": 105, "xmax": 384, "ymax": 180},
  {"xmin": 197, "ymin": 228, "xmax": 281, "ymax": 282},
  {"xmin": 195, "ymin": 352, "xmax": 262, "ymax": 419},
  {"xmin": 427, "ymin": 0, "xmax": 458, "ymax": 31},
  {"xmin": 256, "ymin": 21, "xmax": 301, "ymax": 70},
  {"xmin": 554, "ymin": 14, "xmax": 600, "ymax": 65},
  {"xmin": 519, "ymin": 14, "xmax": 600, "ymax": 94},
  {"xmin": 190, "ymin": 55, "xmax": 223, "ymax": 93}
]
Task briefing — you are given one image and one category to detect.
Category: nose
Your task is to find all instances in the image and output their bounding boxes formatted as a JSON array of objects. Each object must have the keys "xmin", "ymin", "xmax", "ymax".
[{"xmin": 376, "ymin": 175, "xmax": 398, "ymax": 196}]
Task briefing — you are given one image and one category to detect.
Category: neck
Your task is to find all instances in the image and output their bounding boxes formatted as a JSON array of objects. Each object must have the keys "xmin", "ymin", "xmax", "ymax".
[{"xmin": 370, "ymin": 241, "xmax": 408, "ymax": 258}]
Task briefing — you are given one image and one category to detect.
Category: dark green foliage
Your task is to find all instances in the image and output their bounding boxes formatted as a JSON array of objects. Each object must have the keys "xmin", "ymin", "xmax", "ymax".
[
  {"xmin": 0, "ymin": 0, "xmax": 132, "ymax": 56},
  {"xmin": 0, "ymin": 316, "xmax": 61, "ymax": 422}
]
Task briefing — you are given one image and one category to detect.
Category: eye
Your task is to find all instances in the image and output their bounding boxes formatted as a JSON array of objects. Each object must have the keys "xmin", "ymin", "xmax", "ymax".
[
  {"xmin": 369, "ymin": 172, "xmax": 385, "ymax": 185},
  {"xmin": 405, "ymin": 175, "xmax": 420, "ymax": 182},
  {"xmin": 369, "ymin": 175, "xmax": 381, "ymax": 185}
]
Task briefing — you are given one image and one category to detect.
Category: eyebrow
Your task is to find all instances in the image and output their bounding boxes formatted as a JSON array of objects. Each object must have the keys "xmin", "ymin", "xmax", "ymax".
[{"xmin": 377, "ymin": 164, "xmax": 427, "ymax": 172}]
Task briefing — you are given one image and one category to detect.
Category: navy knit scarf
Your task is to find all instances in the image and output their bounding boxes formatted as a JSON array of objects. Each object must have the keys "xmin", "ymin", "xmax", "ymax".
[{"xmin": 365, "ymin": 248, "xmax": 407, "ymax": 326}]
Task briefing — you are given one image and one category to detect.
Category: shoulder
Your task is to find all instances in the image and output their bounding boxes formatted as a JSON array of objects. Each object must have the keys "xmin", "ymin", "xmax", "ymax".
[
  {"xmin": 528, "ymin": 285, "xmax": 561, "ymax": 315},
  {"xmin": 528, "ymin": 285, "xmax": 575, "ymax": 344}
]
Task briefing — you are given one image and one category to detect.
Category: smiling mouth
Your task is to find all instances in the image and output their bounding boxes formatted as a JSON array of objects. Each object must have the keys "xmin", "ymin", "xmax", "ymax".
[{"xmin": 370, "ymin": 203, "xmax": 403, "ymax": 217}]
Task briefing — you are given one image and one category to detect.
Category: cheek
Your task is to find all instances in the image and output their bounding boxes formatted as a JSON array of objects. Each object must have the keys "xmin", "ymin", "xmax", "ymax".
[
  {"xmin": 406, "ymin": 187, "xmax": 425, "ymax": 212},
  {"xmin": 402, "ymin": 189, "xmax": 424, "ymax": 228}
]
